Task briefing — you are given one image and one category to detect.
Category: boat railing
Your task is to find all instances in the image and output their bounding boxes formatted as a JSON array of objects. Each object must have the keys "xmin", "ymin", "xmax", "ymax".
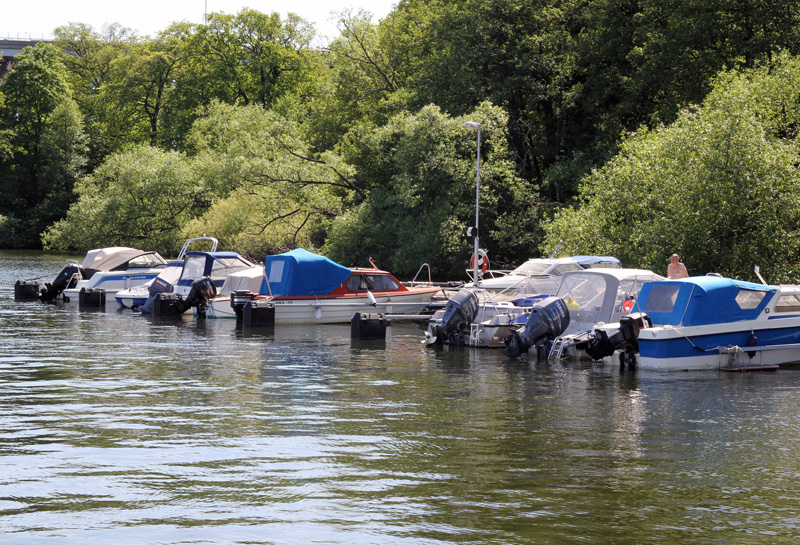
[
  {"xmin": 176, "ymin": 236, "xmax": 219, "ymax": 260},
  {"xmin": 409, "ymin": 263, "xmax": 433, "ymax": 286}
]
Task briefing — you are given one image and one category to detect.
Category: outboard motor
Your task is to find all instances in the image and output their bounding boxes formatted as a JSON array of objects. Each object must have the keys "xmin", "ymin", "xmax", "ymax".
[
  {"xmin": 139, "ymin": 277, "xmax": 175, "ymax": 314},
  {"xmin": 180, "ymin": 277, "xmax": 217, "ymax": 317},
  {"xmin": 502, "ymin": 297, "xmax": 570, "ymax": 358},
  {"xmin": 425, "ymin": 288, "xmax": 479, "ymax": 345},
  {"xmin": 583, "ymin": 312, "xmax": 651, "ymax": 366},
  {"xmin": 40, "ymin": 263, "xmax": 83, "ymax": 301}
]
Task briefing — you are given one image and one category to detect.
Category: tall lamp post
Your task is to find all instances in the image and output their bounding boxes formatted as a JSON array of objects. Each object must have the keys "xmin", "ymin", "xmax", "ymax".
[{"xmin": 464, "ymin": 121, "xmax": 482, "ymax": 285}]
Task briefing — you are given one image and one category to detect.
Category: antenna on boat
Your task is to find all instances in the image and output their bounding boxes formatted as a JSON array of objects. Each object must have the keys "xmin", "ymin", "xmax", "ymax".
[
  {"xmin": 754, "ymin": 265, "xmax": 767, "ymax": 285},
  {"xmin": 548, "ymin": 243, "xmax": 562, "ymax": 259}
]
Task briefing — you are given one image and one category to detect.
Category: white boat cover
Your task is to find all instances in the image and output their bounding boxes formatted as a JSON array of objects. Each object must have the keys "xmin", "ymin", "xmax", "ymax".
[{"xmin": 218, "ymin": 266, "xmax": 265, "ymax": 296}]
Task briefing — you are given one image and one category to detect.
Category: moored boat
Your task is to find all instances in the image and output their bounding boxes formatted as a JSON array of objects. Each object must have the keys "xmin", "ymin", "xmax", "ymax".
[
  {"xmin": 587, "ymin": 276, "xmax": 800, "ymax": 371},
  {"xmin": 39, "ymin": 247, "xmax": 167, "ymax": 303},
  {"xmin": 222, "ymin": 248, "xmax": 441, "ymax": 324},
  {"xmin": 469, "ymin": 255, "xmax": 621, "ymax": 295}
]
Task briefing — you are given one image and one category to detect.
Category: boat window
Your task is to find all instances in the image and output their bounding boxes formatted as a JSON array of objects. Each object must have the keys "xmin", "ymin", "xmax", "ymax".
[
  {"xmin": 510, "ymin": 261, "xmax": 553, "ymax": 276},
  {"xmin": 546, "ymin": 263, "xmax": 582, "ymax": 277},
  {"xmin": 643, "ymin": 284, "xmax": 681, "ymax": 313},
  {"xmin": 158, "ymin": 264, "xmax": 184, "ymax": 285},
  {"xmin": 775, "ymin": 293, "xmax": 800, "ymax": 312},
  {"xmin": 128, "ymin": 253, "xmax": 167, "ymax": 268},
  {"xmin": 346, "ymin": 274, "xmax": 374, "ymax": 291},
  {"xmin": 180, "ymin": 256, "xmax": 206, "ymax": 281},
  {"xmin": 210, "ymin": 258, "xmax": 252, "ymax": 280},
  {"xmin": 735, "ymin": 289, "xmax": 767, "ymax": 310},
  {"xmin": 556, "ymin": 274, "xmax": 606, "ymax": 310},
  {"xmin": 267, "ymin": 261, "xmax": 285, "ymax": 282},
  {"xmin": 371, "ymin": 275, "xmax": 399, "ymax": 291}
]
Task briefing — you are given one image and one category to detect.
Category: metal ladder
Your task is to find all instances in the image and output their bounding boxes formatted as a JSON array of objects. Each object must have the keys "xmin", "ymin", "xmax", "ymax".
[{"xmin": 548, "ymin": 336, "xmax": 566, "ymax": 361}]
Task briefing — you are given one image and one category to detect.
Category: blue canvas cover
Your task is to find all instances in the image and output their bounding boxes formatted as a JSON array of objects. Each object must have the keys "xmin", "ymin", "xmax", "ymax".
[
  {"xmin": 260, "ymin": 248, "xmax": 352, "ymax": 296},
  {"xmin": 636, "ymin": 276, "xmax": 777, "ymax": 326}
]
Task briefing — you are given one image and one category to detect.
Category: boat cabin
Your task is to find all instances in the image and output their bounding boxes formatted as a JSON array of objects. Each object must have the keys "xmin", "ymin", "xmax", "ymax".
[{"xmin": 636, "ymin": 276, "xmax": 780, "ymax": 327}]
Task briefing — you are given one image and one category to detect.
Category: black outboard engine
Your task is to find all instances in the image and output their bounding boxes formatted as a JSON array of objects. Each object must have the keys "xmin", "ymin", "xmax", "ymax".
[
  {"xmin": 179, "ymin": 277, "xmax": 217, "ymax": 317},
  {"xmin": 502, "ymin": 297, "xmax": 570, "ymax": 358},
  {"xmin": 425, "ymin": 288, "xmax": 479, "ymax": 345},
  {"xmin": 583, "ymin": 312, "xmax": 651, "ymax": 366},
  {"xmin": 40, "ymin": 263, "xmax": 83, "ymax": 301}
]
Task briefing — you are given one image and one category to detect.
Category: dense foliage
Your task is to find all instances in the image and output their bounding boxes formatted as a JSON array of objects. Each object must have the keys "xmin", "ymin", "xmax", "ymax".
[
  {"xmin": 2, "ymin": 1, "xmax": 800, "ymax": 279},
  {"xmin": 544, "ymin": 52, "xmax": 800, "ymax": 282}
]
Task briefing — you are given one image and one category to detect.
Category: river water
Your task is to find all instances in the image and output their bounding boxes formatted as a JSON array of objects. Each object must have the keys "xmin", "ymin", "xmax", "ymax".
[{"xmin": 2, "ymin": 250, "xmax": 800, "ymax": 544}]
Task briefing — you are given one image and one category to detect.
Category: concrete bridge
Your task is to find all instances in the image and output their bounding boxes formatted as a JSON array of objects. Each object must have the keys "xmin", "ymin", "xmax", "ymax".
[{"xmin": 1, "ymin": 38, "xmax": 51, "ymax": 78}]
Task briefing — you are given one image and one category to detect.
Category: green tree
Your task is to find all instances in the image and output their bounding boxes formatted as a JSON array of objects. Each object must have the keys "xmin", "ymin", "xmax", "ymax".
[
  {"xmin": 0, "ymin": 42, "xmax": 84, "ymax": 247},
  {"xmin": 100, "ymin": 30, "xmax": 184, "ymax": 147},
  {"xmin": 327, "ymin": 102, "xmax": 531, "ymax": 278},
  {"xmin": 42, "ymin": 145, "xmax": 206, "ymax": 254},
  {"xmin": 544, "ymin": 53, "xmax": 800, "ymax": 283},
  {"xmin": 53, "ymin": 22, "xmax": 139, "ymax": 161},
  {"xmin": 183, "ymin": 101, "xmax": 353, "ymax": 256}
]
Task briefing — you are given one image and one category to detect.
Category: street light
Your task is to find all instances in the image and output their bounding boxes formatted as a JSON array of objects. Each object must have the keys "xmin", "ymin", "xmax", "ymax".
[{"xmin": 464, "ymin": 121, "xmax": 482, "ymax": 285}]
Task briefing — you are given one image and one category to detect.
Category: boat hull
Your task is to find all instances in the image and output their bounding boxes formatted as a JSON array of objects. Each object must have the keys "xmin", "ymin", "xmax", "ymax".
[
  {"xmin": 206, "ymin": 289, "xmax": 439, "ymax": 323},
  {"xmin": 637, "ymin": 319, "xmax": 800, "ymax": 370},
  {"xmin": 63, "ymin": 271, "xmax": 162, "ymax": 303}
]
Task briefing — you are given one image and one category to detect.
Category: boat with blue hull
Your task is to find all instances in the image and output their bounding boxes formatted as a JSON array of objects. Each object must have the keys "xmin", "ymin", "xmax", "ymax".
[{"xmin": 590, "ymin": 276, "xmax": 800, "ymax": 371}]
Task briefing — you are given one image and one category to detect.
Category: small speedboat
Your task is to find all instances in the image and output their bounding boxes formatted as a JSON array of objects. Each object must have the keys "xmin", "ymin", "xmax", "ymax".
[
  {"xmin": 584, "ymin": 275, "xmax": 800, "ymax": 371},
  {"xmin": 39, "ymin": 247, "xmax": 167, "ymax": 303},
  {"xmin": 427, "ymin": 267, "xmax": 662, "ymax": 351},
  {"xmin": 532, "ymin": 268, "xmax": 664, "ymax": 359},
  {"xmin": 115, "ymin": 237, "xmax": 220, "ymax": 309},
  {"xmin": 221, "ymin": 248, "xmax": 441, "ymax": 324}
]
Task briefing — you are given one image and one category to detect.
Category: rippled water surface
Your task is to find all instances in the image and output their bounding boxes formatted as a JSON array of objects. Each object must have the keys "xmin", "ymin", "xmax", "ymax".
[{"xmin": 2, "ymin": 250, "xmax": 800, "ymax": 544}]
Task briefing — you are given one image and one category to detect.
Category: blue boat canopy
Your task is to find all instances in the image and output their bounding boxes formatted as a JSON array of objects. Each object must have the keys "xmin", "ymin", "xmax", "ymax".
[
  {"xmin": 636, "ymin": 276, "xmax": 778, "ymax": 326},
  {"xmin": 260, "ymin": 248, "xmax": 351, "ymax": 296}
]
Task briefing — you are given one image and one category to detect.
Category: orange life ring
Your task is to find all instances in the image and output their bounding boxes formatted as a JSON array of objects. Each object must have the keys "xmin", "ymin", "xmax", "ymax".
[
  {"xmin": 622, "ymin": 299, "xmax": 634, "ymax": 312},
  {"xmin": 470, "ymin": 250, "xmax": 489, "ymax": 275}
]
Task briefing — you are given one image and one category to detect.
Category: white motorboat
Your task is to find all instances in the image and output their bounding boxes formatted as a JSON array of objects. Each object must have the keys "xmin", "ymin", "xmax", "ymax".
[
  {"xmin": 224, "ymin": 248, "xmax": 441, "ymax": 324},
  {"xmin": 115, "ymin": 237, "xmax": 220, "ymax": 309},
  {"xmin": 540, "ymin": 268, "xmax": 665, "ymax": 359},
  {"xmin": 40, "ymin": 247, "xmax": 167, "ymax": 303},
  {"xmin": 424, "ymin": 288, "xmax": 547, "ymax": 347},
  {"xmin": 586, "ymin": 275, "xmax": 800, "ymax": 371},
  {"xmin": 426, "ymin": 267, "xmax": 661, "ymax": 351},
  {"xmin": 468, "ymin": 255, "xmax": 621, "ymax": 295}
]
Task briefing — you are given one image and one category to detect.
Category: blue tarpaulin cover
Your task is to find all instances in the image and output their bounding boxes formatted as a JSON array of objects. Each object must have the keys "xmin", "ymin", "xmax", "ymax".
[
  {"xmin": 637, "ymin": 276, "xmax": 777, "ymax": 326},
  {"xmin": 260, "ymin": 248, "xmax": 351, "ymax": 296}
]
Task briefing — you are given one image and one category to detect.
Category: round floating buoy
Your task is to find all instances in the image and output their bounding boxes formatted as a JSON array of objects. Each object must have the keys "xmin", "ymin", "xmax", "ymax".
[{"xmin": 470, "ymin": 249, "xmax": 489, "ymax": 276}]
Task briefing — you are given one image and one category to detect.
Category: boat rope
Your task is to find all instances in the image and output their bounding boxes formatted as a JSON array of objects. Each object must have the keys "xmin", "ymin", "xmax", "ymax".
[{"xmin": 664, "ymin": 325, "xmax": 711, "ymax": 352}]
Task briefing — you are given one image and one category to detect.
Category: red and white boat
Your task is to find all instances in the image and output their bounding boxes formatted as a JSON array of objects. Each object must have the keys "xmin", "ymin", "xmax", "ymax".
[{"xmin": 206, "ymin": 248, "xmax": 441, "ymax": 323}]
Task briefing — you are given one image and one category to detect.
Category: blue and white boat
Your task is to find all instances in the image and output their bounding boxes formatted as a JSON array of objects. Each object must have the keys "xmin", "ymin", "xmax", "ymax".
[
  {"xmin": 115, "ymin": 237, "xmax": 256, "ymax": 311},
  {"xmin": 595, "ymin": 276, "xmax": 800, "ymax": 371},
  {"xmin": 41, "ymin": 247, "xmax": 168, "ymax": 303}
]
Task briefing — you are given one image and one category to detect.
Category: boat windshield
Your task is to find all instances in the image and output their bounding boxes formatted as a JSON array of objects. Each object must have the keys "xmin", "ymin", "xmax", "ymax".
[
  {"xmin": 156, "ymin": 263, "xmax": 184, "ymax": 285},
  {"xmin": 346, "ymin": 274, "xmax": 400, "ymax": 292},
  {"xmin": 209, "ymin": 257, "xmax": 253, "ymax": 280},
  {"xmin": 511, "ymin": 261, "xmax": 582, "ymax": 277},
  {"xmin": 180, "ymin": 256, "xmax": 207, "ymax": 282},
  {"xmin": 557, "ymin": 274, "xmax": 607, "ymax": 311},
  {"xmin": 128, "ymin": 252, "xmax": 167, "ymax": 268}
]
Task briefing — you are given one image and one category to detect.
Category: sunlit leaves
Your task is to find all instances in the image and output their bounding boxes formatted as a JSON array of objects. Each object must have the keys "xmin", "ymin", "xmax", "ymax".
[{"xmin": 545, "ymin": 53, "xmax": 800, "ymax": 282}]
